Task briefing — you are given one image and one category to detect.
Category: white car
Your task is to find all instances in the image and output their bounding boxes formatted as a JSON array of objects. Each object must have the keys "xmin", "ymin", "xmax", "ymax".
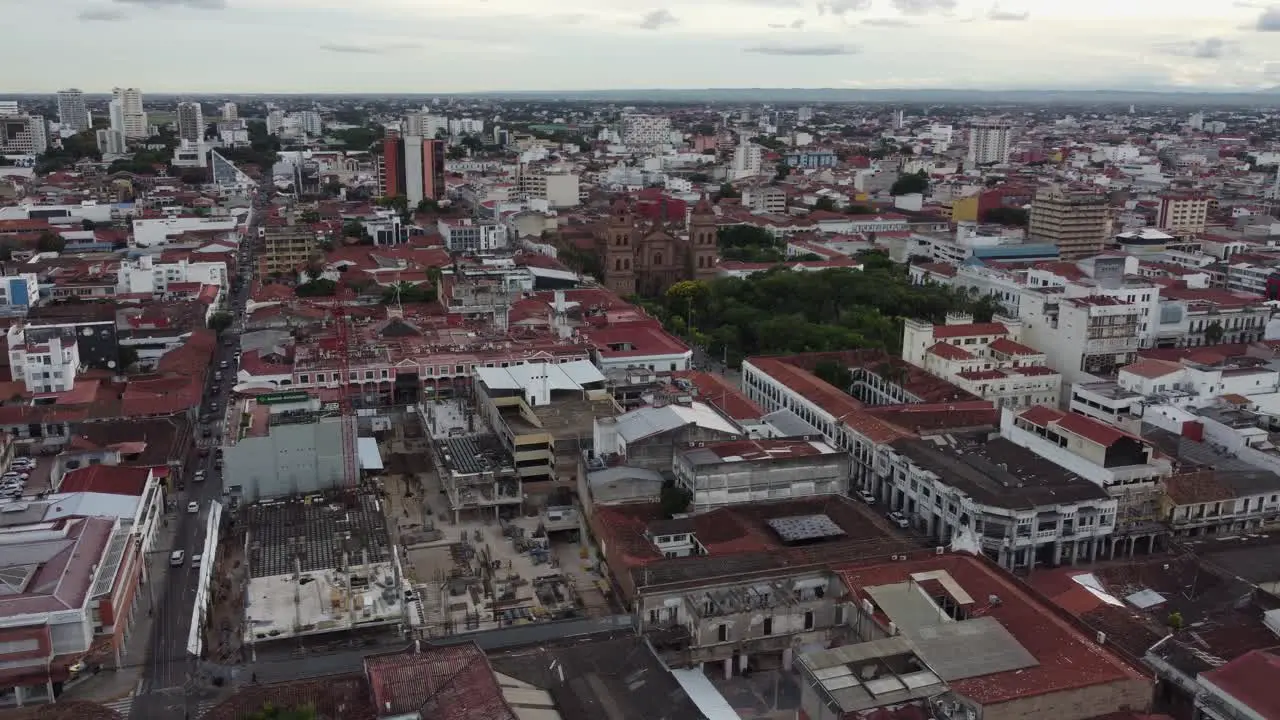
[
  {"xmin": 192, "ymin": 554, "xmax": 203, "ymax": 567},
  {"xmin": 886, "ymin": 511, "xmax": 910, "ymax": 529},
  {"xmin": 187, "ymin": 501, "xmax": 200, "ymax": 514},
  {"xmin": 170, "ymin": 550, "xmax": 185, "ymax": 567}
]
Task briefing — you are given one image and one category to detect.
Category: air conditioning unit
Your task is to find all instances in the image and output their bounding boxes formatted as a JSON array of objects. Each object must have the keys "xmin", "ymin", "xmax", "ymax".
[{"xmin": 935, "ymin": 546, "xmax": 945, "ymax": 555}]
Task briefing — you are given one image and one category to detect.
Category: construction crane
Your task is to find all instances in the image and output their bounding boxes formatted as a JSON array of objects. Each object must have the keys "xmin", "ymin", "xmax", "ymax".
[{"xmin": 307, "ymin": 299, "xmax": 360, "ymax": 493}]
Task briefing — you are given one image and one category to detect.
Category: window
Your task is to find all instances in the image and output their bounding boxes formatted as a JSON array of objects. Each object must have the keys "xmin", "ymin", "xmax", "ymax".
[
  {"xmin": 763, "ymin": 617, "xmax": 773, "ymax": 636},
  {"xmin": 804, "ymin": 611, "xmax": 815, "ymax": 630},
  {"xmin": 717, "ymin": 624, "xmax": 729, "ymax": 642},
  {"xmin": 648, "ymin": 609, "xmax": 659, "ymax": 624}
]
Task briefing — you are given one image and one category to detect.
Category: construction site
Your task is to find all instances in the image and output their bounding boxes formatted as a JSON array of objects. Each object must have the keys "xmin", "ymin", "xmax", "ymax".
[
  {"xmin": 240, "ymin": 493, "xmax": 406, "ymax": 653},
  {"xmin": 383, "ymin": 398, "xmax": 616, "ymax": 639}
]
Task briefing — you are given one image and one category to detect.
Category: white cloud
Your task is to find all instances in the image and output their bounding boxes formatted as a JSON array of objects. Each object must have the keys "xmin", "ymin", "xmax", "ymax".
[{"xmin": 0, "ymin": 0, "xmax": 1269, "ymax": 91}]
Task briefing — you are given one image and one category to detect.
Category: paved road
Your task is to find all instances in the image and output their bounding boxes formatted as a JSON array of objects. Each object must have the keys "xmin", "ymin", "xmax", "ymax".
[{"xmin": 137, "ymin": 188, "xmax": 265, "ymax": 704}]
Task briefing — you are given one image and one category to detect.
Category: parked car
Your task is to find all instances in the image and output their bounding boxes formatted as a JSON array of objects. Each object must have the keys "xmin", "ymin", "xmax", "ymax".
[
  {"xmin": 886, "ymin": 511, "xmax": 910, "ymax": 529},
  {"xmin": 194, "ymin": 470, "xmax": 206, "ymax": 482},
  {"xmin": 170, "ymin": 550, "xmax": 185, "ymax": 567},
  {"xmin": 187, "ymin": 501, "xmax": 200, "ymax": 514},
  {"xmin": 192, "ymin": 554, "xmax": 203, "ymax": 567},
  {"xmin": 858, "ymin": 490, "xmax": 877, "ymax": 504}
]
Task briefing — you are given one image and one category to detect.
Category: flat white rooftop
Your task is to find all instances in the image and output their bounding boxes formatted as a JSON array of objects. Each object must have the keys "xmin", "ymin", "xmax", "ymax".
[{"xmin": 244, "ymin": 563, "xmax": 404, "ymax": 644}]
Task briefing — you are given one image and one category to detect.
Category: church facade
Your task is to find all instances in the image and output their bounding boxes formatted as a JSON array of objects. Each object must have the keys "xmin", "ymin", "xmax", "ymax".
[{"xmin": 596, "ymin": 196, "xmax": 720, "ymax": 297}]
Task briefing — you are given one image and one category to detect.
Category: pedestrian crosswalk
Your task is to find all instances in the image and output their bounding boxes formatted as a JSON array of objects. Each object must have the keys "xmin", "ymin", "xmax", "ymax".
[
  {"xmin": 101, "ymin": 696, "xmax": 135, "ymax": 718},
  {"xmin": 100, "ymin": 694, "xmax": 220, "ymax": 719}
]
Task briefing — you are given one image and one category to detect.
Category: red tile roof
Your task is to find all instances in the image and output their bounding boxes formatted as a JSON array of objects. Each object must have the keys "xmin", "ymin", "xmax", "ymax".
[
  {"xmin": 364, "ymin": 644, "xmax": 516, "ymax": 720},
  {"xmin": 914, "ymin": 262, "xmax": 957, "ymax": 278},
  {"xmin": 838, "ymin": 554, "xmax": 1148, "ymax": 705},
  {"xmin": 0, "ymin": 219, "xmax": 52, "ymax": 234},
  {"xmin": 2, "ymin": 700, "xmax": 122, "ymax": 720},
  {"xmin": 669, "ymin": 370, "xmax": 765, "ymax": 422},
  {"xmin": 1018, "ymin": 405, "xmax": 1067, "ymax": 426},
  {"xmin": 1119, "ymin": 358, "xmax": 1183, "ymax": 379},
  {"xmin": 58, "ymin": 465, "xmax": 151, "ymax": 496},
  {"xmin": 863, "ymin": 403, "xmax": 999, "ymax": 435},
  {"xmin": 748, "ymin": 356, "xmax": 863, "ymax": 421},
  {"xmin": 0, "ymin": 517, "xmax": 116, "ymax": 616},
  {"xmin": 583, "ymin": 319, "xmax": 690, "ymax": 359},
  {"xmin": 1198, "ymin": 648, "xmax": 1280, "ymax": 718},
  {"xmin": 594, "ymin": 495, "xmax": 915, "ymax": 582},
  {"xmin": 987, "ymin": 337, "xmax": 1041, "ymax": 356},
  {"xmin": 927, "ymin": 341, "xmax": 975, "ymax": 361},
  {"xmin": 1055, "ymin": 411, "xmax": 1129, "ymax": 446}
]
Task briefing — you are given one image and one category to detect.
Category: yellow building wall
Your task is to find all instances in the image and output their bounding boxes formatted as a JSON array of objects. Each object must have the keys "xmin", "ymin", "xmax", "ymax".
[{"xmin": 952, "ymin": 195, "xmax": 980, "ymax": 223}]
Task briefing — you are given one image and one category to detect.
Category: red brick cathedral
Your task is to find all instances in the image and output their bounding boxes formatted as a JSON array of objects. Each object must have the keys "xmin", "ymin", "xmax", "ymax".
[{"xmin": 596, "ymin": 195, "xmax": 720, "ymax": 297}]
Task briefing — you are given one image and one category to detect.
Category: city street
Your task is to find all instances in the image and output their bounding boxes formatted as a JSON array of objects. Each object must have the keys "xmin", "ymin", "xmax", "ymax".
[{"xmin": 132, "ymin": 186, "xmax": 264, "ymax": 712}]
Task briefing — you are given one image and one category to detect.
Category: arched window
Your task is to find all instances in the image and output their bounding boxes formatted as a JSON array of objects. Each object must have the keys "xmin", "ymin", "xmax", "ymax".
[
  {"xmin": 615, "ymin": 258, "xmax": 623, "ymax": 271},
  {"xmin": 624, "ymin": 258, "xmax": 631, "ymax": 270},
  {"xmin": 654, "ymin": 253, "xmax": 663, "ymax": 266}
]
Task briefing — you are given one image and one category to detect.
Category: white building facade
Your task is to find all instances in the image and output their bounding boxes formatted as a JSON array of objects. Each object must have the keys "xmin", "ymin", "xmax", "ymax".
[
  {"xmin": 7, "ymin": 324, "xmax": 82, "ymax": 393},
  {"xmin": 116, "ymin": 255, "xmax": 228, "ymax": 295},
  {"xmin": 438, "ymin": 218, "xmax": 508, "ymax": 252}
]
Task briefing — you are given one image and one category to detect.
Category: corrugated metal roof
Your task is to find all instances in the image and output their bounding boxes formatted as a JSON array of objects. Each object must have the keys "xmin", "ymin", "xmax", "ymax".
[
  {"xmin": 614, "ymin": 402, "xmax": 741, "ymax": 444},
  {"xmin": 475, "ymin": 359, "xmax": 604, "ymax": 392}
]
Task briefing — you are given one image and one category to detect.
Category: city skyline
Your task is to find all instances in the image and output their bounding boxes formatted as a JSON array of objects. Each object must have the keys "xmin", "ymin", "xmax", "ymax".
[{"xmin": 2, "ymin": 0, "xmax": 1279, "ymax": 93}]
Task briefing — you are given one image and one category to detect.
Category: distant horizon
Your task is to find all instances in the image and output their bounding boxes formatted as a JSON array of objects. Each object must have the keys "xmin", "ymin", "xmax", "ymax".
[
  {"xmin": 6, "ymin": 1, "xmax": 1277, "ymax": 100},
  {"xmin": 3, "ymin": 85, "xmax": 1279, "ymax": 99}
]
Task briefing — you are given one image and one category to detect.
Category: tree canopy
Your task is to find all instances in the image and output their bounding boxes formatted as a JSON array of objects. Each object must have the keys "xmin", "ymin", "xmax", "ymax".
[
  {"xmin": 718, "ymin": 226, "xmax": 786, "ymax": 263},
  {"xmin": 36, "ymin": 130, "xmax": 102, "ymax": 173},
  {"xmin": 295, "ymin": 279, "xmax": 337, "ymax": 297},
  {"xmin": 890, "ymin": 169, "xmax": 929, "ymax": 196},
  {"xmin": 649, "ymin": 255, "xmax": 992, "ymax": 367},
  {"xmin": 36, "ymin": 231, "xmax": 66, "ymax": 253},
  {"xmin": 208, "ymin": 312, "xmax": 233, "ymax": 332},
  {"xmin": 327, "ymin": 125, "xmax": 384, "ymax": 151}
]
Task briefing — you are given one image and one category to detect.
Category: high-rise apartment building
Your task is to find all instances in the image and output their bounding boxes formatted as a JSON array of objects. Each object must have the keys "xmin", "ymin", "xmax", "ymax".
[
  {"xmin": 296, "ymin": 110, "xmax": 322, "ymax": 136},
  {"xmin": 111, "ymin": 87, "xmax": 148, "ymax": 138},
  {"xmin": 378, "ymin": 134, "xmax": 444, "ymax": 206},
  {"xmin": 0, "ymin": 114, "xmax": 48, "ymax": 155},
  {"xmin": 108, "ymin": 100, "xmax": 124, "ymax": 134},
  {"xmin": 221, "ymin": 102, "xmax": 238, "ymax": 122},
  {"xmin": 266, "ymin": 110, "xmax": 285, "ymax": 136},
  {"xmin": 1029, "ymin": 185, "xmax": 1110, "ymax": 261},
  {"xmin": 967, "ymin": 118, "xmax": 1013, "ymax": 166},
  {"xmin": 730, "ymin": 140, "xmax": 764, "ymax": 180},
  {"xmin": 620, "ymin": 113, "xmax": 672, "ymax": 148},
  {"xmin": 96, "ymin": 129, "xmax": 126, "ymax": 155},
  {"xmin": 56, "ymin": 89, "xmax": 90, "ymax": 132},
  {"xmin": 0, "ymin": 101, "xmax": 18, "ymax": 116},
  {"xmin": 1156, "ymin": 193, "xmax": 1209, "ymax": 235},
  {"xmin": 176, "ymin": 101, "xmax": 204, "ymax": 143}
]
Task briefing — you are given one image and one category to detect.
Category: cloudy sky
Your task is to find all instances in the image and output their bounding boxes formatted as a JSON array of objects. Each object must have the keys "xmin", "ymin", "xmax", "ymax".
[{"xmin": 3, "ymin": 0, "xmax": 1280, "ymax": 93}]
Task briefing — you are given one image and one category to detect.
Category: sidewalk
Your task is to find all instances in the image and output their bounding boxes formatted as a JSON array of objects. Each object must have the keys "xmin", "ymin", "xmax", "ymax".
[{"xmin": 63, "ymin": 517, "xmax": 181, "ymax": 704}]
